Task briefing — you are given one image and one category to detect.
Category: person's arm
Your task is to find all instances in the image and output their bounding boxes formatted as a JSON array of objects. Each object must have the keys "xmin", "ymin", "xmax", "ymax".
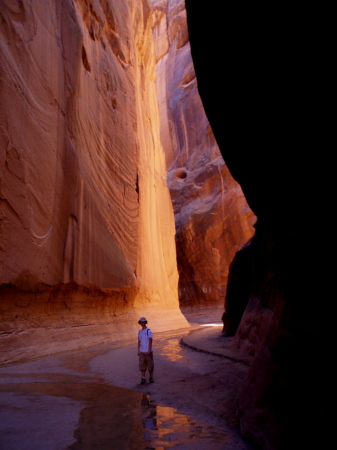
[{"xmin": 138, "ymin": 338, "xmax": 140, "ymax": 355}]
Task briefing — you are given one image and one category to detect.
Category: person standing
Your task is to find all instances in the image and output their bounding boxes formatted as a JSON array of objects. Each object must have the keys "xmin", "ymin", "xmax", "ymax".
[{"xmin": 137, "ymin": 317, "xmax": 154, "ymax": 384}]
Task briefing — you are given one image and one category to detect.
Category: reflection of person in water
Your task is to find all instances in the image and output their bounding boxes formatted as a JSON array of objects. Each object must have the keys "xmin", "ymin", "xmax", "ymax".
[
  {"xmin": 141, "ymin": 393, "xmax": 158, "ymax": 436},
  {"xmin": 137, "ymin": 317, "xmax": 154, "ymax": 384}
]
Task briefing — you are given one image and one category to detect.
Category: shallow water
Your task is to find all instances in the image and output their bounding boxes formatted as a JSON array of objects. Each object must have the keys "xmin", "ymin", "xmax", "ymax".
[
  {"xmin": 0, "ymin": 311, "xmax": 252, "ymax": 449},
  {"xmin": 135, "ymin": 330, "xmax": 251, "ymax": 450},
  {"xmin": 85, "ymin": 315, "xmax": 252, "ymax": 449},
  {"xmin": 141, "ymin": 393, "xmax": 235, "ymax": 450}
]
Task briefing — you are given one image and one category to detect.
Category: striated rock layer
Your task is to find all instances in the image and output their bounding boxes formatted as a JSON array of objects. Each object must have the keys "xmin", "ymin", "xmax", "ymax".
[
  {"xmin": 185, "ymin": 2, "xmax": 334, "ymax": 449},
  {"xmin": 152, "ymin": 0, "xmax": 256, "ymax": 309},
  {"xmin": 0, "ymin": 0, "xmax": 188, "ymax": 364}
]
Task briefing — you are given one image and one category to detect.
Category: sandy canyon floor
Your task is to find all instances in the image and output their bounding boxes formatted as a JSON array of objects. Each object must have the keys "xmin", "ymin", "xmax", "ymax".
[{"xmin": 0, "ymin": 308, "xmax": 254, "ymax": 449}]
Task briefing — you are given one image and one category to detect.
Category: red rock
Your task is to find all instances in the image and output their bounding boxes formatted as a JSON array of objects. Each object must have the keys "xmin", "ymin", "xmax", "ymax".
[
  {"xmin": 0, "ymin": 0, "xmax": 189, "ymax": 363},
  {"xmin": 155, "ymin": 0, "xmax": 256, "ymax": 308}
]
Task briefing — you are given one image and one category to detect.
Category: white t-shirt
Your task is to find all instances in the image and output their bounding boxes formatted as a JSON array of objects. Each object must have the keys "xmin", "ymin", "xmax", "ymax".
[{"xmin": 138, "ymin": 327, "xmax": 153, "ymax": 352}]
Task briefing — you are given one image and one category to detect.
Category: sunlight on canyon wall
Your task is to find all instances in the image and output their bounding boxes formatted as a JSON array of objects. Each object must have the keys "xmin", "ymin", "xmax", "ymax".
[
  {"xmin": 0, "ymin": 0, "xmax": 188, "ymax": 363},
  {"xmin": 152, "ymin": 0, "xmax": 256, "ymax": 309}
]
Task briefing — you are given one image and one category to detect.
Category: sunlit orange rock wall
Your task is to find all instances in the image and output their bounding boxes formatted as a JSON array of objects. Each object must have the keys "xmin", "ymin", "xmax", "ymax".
[
  {"xmin": 152, "ymin": 0, "xmax": 256, "ymax": 308},
  {"xmin": 0, "ymin": 0, "xmax": 188, "ymax": 364}
]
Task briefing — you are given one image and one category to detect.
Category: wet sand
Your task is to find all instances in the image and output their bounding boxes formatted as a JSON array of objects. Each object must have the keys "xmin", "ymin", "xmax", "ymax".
[{"xmin": 0, "ymin": 309, "xmax": 254, "ymax": 449}]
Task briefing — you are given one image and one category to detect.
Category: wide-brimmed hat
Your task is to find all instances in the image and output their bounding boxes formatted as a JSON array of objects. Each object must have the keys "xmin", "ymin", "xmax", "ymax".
[{"xmin": 138, "ymin": 317, "xmax": 147, "ymax": 323}]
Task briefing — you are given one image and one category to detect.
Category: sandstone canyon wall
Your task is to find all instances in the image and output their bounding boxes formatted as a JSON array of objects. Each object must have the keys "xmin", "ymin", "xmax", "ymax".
[
  {"xmin": 185, "ymin": 2, "xmax": 334, "ymax": 449},
  {"xmin": 151, "ymin": 0, "xmax": 256, "ymax": 309},
  {"xmin": 0, "ymin": 0, "xmax": 188, "ymax": 364}
]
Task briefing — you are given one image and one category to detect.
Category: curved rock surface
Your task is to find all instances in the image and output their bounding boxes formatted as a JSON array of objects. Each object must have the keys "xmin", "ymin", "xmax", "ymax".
[{"xmin": 0, "ymin": 0, "xmax": 189, "ymax": 363}]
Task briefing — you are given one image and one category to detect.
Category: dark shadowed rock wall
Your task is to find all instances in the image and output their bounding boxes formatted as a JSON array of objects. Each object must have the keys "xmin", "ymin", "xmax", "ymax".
[{"xmin": 185, "ymin": 1, "xmax": 334, "ymax": 449}]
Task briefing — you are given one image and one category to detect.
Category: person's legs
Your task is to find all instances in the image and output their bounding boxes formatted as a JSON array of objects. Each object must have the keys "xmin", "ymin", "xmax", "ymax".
[
  {"xmin": 148, "ymin": 352, "xmax": 154, "ymax": 382},
  {"xmin": 139, "ymin": 354, "xmax": 147, "ymax": 384},
  {"xmin": 140, "ymin": 353, "xmax": 154, "ymax": 383}
]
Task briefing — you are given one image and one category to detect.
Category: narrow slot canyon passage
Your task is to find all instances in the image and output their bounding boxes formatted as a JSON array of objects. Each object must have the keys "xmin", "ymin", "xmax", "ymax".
[
  {"xmin": 1, "ymin": 0, "xmax": 334, "ymax": 448},
  {"xmin": 0, "ymin": 308, "xmax": 253, "ymax": 450}
]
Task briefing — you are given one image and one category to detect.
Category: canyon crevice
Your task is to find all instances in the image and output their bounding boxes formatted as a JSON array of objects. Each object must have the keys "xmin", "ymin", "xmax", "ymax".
[
  {"xmin": 2, "ymin": 1, "xmax": 333, "ymax": 449},
  {"xmin": 1, "ymin": 0, "xmax": 253, "ymax": 365},
  {"xmin": 153, "ymin": 0, "xmax": 256, "ymax": 308}
]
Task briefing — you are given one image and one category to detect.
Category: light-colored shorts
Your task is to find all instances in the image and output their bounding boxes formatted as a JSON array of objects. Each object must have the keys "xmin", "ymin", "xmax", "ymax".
[{"xmin": 139, "ymin": 352, "xmax": 154, "ymax": 371}]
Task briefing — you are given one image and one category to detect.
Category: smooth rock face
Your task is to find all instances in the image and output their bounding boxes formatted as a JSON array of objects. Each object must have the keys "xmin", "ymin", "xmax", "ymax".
[
  {"xmin": 153, "ymin": 0, "xmax": 256, "ymax": 308},
  {"xmin": 0, "ymin": 0, "xmax": 188, "ymax": 363}
]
